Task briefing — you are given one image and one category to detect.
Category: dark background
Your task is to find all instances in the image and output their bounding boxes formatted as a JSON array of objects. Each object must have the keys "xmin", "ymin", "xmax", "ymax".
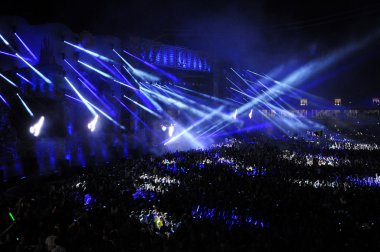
[{"xmin": 1, "ymin": 0, "xmax": 380, "ymax": 100}]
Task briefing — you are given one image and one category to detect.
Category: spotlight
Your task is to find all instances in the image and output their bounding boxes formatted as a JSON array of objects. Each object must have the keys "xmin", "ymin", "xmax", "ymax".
[
  {"xmin": 162, "ymin": 125, "xmax": 167, "ymax": 132},
  {"xmin": 249, "ymin": 109, "xmax": 253, "ymax": 119},
  {"xmin": 29, "ymin": 116, "xmax": 44, "ymax": 137},
  {"xmin": 168, "ymin": 124, "xmax": 174, "ymax": 137},
  {"xmin": 87, "ymin": 115, "xmax": 99, "ymax": 132}
]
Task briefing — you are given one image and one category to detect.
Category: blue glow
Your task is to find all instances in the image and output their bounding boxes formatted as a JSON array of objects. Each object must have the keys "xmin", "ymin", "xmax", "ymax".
[
  {"xmin": 67, "ymin": 122, "xmax": 73, "ymax": 136},
  {"xmin": 113, "ymin": 79, "xmax": 137, "ymax": 90},
  {"xmin": 16, "ymin": 53, "xmax": 52, "ymax": 84},
  {"xmin": 0, "ymin": 94, "xmax": 10, "ymax": 108},
  {"xmin": 84, "ymin": 194, "xmax": 93, "ymax": 205},
  {"xmin": 16, "ymin": 93, "xmax": 34, "ymax": 117},
  {"xmin": 77, "ymin": 78, "xmax": 114, "ymax": 113},
  {"xmin": 64, "ymin": 77, "xmax": 98, "ymax": 116},
  {"xmin": 124, "ymin": 50, "xmax": 179, "ymax": 82},
  {"xmin": 121, "ymin": 65, "xmax": 140, "ymax": 85},
  {"xmin": 14, "ymin": 33, "xmax": 38, "ymax": 61},
  {"xmin": 65, "ymin": 94, "xmax": 126, "ymax": 130},
  {"xmin": 64, "ymin": 59, "xmax": 98, "ymax": 91},
  {"xmin": 132, "ymin": 189, "xmax": 156, "ymax": 201},
  {"xmin": 123, "ymin": 95, "xmax": 162, "ymax": 118},
  {"xmin": 144, "ymin": 46, "xmax": 211, "ymax": 72},
  {"xmin": 114, "ymin": 96, "xmax": 150, "ymax": 128},
  {"xmin": 112, "ymin": 64, "xmax": 131, "ymax": 84},
  {"xmin": 78, "ymin": 60, "xmax": 112, "ymax": 79},
  {"xmin": 16, "ymin": 73, "xmax": 33, "ymax": 86},
  {"xmin": 0, "ymin": 50, "xmax": 20, "ymax": 58},
  {"xmin": 64, "ymin": 41, "xmax": 113, "ymax": 62},
  {"xmin": 0, "ymin": 73, "xmax": 17, "ymax": 87},
  {"xmin": 164, "ymin": 106, "xmax": 224, "ymax": 145}
]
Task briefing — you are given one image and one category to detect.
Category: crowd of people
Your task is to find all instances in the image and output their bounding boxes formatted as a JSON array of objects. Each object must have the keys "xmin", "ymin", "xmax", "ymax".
[{"xmin": 1, "ymin": 123, "xmax": 380, "ymax": 251}]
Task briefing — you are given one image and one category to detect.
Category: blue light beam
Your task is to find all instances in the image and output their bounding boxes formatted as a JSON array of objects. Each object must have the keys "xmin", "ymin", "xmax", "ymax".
[
  {"xmin": 16, "ymin": 53, "xmax": 52, "ymax": 84},
  {"xmin": 16, "ymin": 93, "xmax": 34, "ymax": 117},
  {"xmin": 14, "ymin": 33, "xmax": 38, "ymax": 61}
]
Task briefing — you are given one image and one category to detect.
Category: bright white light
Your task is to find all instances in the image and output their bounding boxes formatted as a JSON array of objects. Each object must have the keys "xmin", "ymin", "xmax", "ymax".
[
  {"xmin": 249, "ymin": 109, "xmax": 253, "ymax": 119},
  {"xmin": 16, "ymin": 93, "xmax": 34, "ymax": 117},
  {"xmin": 87, "ymin": 115, "xmax": 99, "ymax": 132},
  {"xmin": 0, "ymin": 34, "xmax": 9, "ymax": 45},
  {"xmin": 168, "ymin": 124, "xmax": 174, "ymax": 137},
  {"xmin": 78, "ymin": 60, "xmax": 112, "ymax": 79},
  {"xmin": 233, "ymin": 109, "xmax": 238, "ymax": 120},
  {"xmin": 161, "ymin": 125, "xmax": 167, "ymax": 132},
  {"xmin": 29, "ymin": 116, "xmax": 44, "ymax": 137},
  {"xmin": 0, "ymin": 73, "xmax": 17, "ymax": 87}
]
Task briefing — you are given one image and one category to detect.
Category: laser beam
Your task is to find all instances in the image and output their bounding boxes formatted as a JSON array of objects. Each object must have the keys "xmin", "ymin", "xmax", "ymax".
[
  {"xmin": 0, "ymin": 73, "xmax": 17, "ymax": 87},
  {"xmin": 64, "ymin": 41, "xmax": 113, "ymax": 62},
  {"xmin": 123, "ymin": 95, "xmax": 162, "ymax": 118},
  {"xmin": 16, "ymin": 93, "xmax": 34, "ymax": 117},
  {"xmin": 78, "ymin": 60, "xmax": 112, "ymax": 79},
  {"xmin": 16, "ymin": 53, "xmax": 52, "ymax": 84},
  {"xmin": 14, "ymin": 33, "xmax": 38, "ymax": 61}
]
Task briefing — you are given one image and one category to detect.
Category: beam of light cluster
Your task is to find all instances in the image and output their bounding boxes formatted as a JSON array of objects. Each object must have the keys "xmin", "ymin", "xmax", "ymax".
[
  {"xmin": 0, "ymin": 34, "xmax": 10, "ymax": 45},
  {"xmin": 114, "ymin": 96, "xmax": 150, "ymax": 128},
  {"xmin": 141, "ymin": 86, "xmax": 211, "ymax": 118},
  {"xmin": 113, "ymin": 49, "xmax": 133, "ymax": 68},
  {"xmin": 168, "ymin": 124, "xmax": 174, "ymax": 137},
  {"xmin": 112, "ymin": 64, "xmax": 131, "ymax": 83},
  {"xmin": 64, "ymin": 41, "xmax": 113, "ymax": 62},
  {"xmin": 113, "ymin": 79, "xmax": 137, "ymax": 90},
  {"xmin": 123, "ymin": 49, "xmax": 178, "ymax": 82},
  {"xmin": 115, "ymin": 49, "xmax": 159, "ymax": 82},
  {"xmin": 151, "ymin": 84, "xmax": 232, "ymax": 120},
  {"xmin": 156, "ymin": 84, "xmax": 225, "ymax": 114},
  {"xmin": 77, "ymin": 78, "xmax": 114, "ymax": 114},
  {"xmin": 0, "ymin": 94, "xmax": 10, "ymax": 108},
  {"xmin": 93, "ymin": 57, "xmax": 121, "ymax": 79},
  {"xmin": 29, "ymin": 116, "xmax": 44, "ymax": 137},
  {"xmin": 65, "ymin": 94, "xmax": 125, "ymax": 130},
  {"xmin": 249, "ymin": 109, "xmax": 253, "ymax": 119},
  {"xmin": 64, "ymin": 77, "xmax": 97, "ymax": 116},
  {"xmin": 78, "ymin": 60, "xmax": 112, "ymax": 79},
  {"xmin": 124, "ymin": 95, "xmax": 162, "ymax": 118},
  {"xmin": 14, "ymin": 33, "xmax": 38, "ymax": 61},
  {"xmin": 138, "ymin": 83, "xmax": 164, "ymax": 112},
  {"xmin": 122, "ymin": 65, "xmax": 140, "ymax": 85},
  {"xmin": 173, "ymin": 84, "xmax": 234, "ymax": 106},
  {"xmin": 16, "ymin": 53, "xmax": 52, "ymax": 84},
  {"xmin": 140, "ymin": 89, "xmax": 164, "ymax": 112},
  {"xmin": 87, "ymin": 114, "xmax": 99, "ymax": 132},
  {"xmin": 237, "ymin": 28, "xmax": 380, "ymax": 116},
  {"xmin": 64, "ymin": 59, "xmax": 97, "ymax": 91},
  {"xmin": 165, "ymin": 106, "xmax": 224, "ymax": 145},
  {"xmin": 246, "ymin": 69, "xmax": 281, "ymax": 84},
  {"xmin": 16, "ymin": 93, "xmax": 34, "ymax": 117},
  {"xmin": 0, "ymin": 73, "xmax": 17, "ymax": 87},
  {"xmin": 16, "ymin": 73, "xmax": 33, "ymax": 85},
  {"xmin": 226, "ymin": 98, "xmax": 244, "ymax": 105}
]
